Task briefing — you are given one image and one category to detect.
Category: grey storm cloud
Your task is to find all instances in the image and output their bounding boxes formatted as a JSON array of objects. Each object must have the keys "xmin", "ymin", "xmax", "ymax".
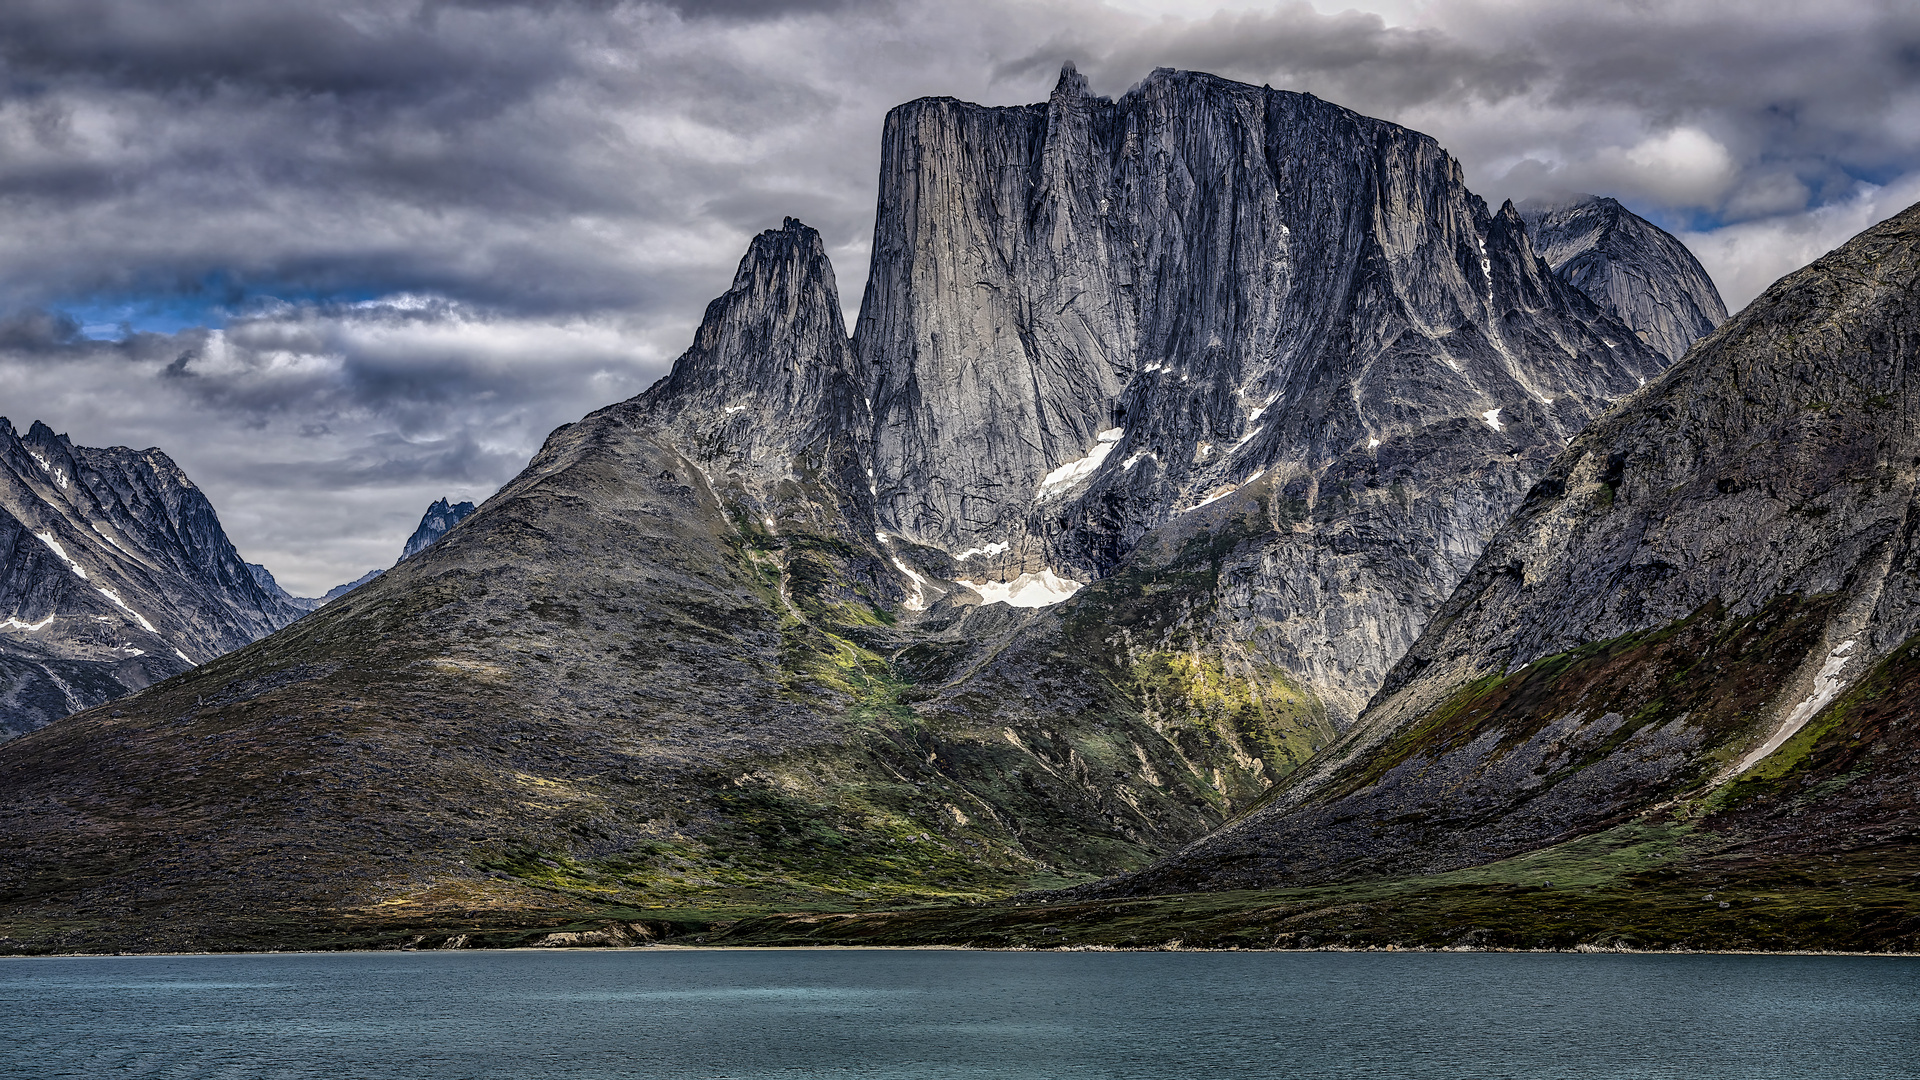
[{"xmin": 0, "ymin": 0, "xmax": 1914, "ymax": 591}]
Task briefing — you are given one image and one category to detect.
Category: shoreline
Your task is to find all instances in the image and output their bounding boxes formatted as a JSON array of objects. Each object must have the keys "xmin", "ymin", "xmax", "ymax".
[{"xmin": 6, "ymin": 943, "xmax": 1917, "ymax": 960}]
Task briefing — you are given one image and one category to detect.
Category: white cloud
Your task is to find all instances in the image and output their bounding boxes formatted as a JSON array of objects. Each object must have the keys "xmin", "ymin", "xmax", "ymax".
[{"xmin": 1682, "ymin": 172, "xmax": 1920, "ymax": 312}]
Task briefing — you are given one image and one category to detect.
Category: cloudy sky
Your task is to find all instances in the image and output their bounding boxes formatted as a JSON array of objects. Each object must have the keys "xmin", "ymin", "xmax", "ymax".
[{"xmin": 0, "ymin": 0, "xmax": 1914, "ymax": 594}]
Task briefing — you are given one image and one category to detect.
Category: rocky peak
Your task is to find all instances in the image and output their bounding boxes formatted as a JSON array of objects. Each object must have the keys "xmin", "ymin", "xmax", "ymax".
[
  {"xmin": 638, "ymin": 217, "xmax": 870, "ymax": 516},
  {"xmin": 402, "ymin": 497, "xmax": 477, "ymax": 560},
  {"xmin": 1520, "ymin": 194, "xmax": 1728, "ymax": 362},
  {"xmin": 0, "ymin": 419, "xmax": 307, "ymax": 738}
]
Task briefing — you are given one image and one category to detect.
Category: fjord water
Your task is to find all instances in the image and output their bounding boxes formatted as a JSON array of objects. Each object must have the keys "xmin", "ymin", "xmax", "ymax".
[{"xmin": 3, "ymin": 950, "xmax": 1914, "ymax": 1078}]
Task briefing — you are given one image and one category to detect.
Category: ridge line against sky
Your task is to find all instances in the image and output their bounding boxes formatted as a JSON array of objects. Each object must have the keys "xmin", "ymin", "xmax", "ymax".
[{"xmin": 0, "ymin": 0, "xmax": 1914, "ymax": 594}]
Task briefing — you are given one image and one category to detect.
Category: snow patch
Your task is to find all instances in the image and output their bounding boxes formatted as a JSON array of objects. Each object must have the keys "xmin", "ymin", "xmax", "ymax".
[
  {"xmin": 94, "ymin": 586, "xmax": 159, "ymax": 634},
  {"xmin": 1121, "ymin": 451, "xmax": 1156, "ymax": 471},
  {"xmin": 1194, "ymin": 441, "xmax": 1213, "ymax": 461},
  {"xmin": 173, "ymin": 649, "xmax": 194, "ymax": 665},
  {"xmin": 889, "ymin": 557, "xmax": 930, "ymax": 613},
  {"xmin": 1232, "ymin": 426, "xmax": 1264, "ymax": 452},
  {"xmin": 26, "ymin": 450, "xmax": 48, "ymax": 472},
  {"xmin": 1246, "ymin": 405, "xmax": 1266, "ymax": 424},
  {"xmin": 1735, "ymin": 640, "xmax": 1859, "ymax": 775},
  {"xmin": 724, "ymin": 405, "xmax": 747, "ymax": 414},
  {"xmin": 955, "ymin": 541, "xmax": 1009, "ymax": 561},
  {"xmin": 1243, "ymin": 470, "xmax": 1265, "ymax": 485},
  {"xmin": 1368, "ymin": 438, "xmax": 1381, "ymax": 450},
  {"xmin": 0, "ymin": 615, "xmax": 54, "ymax": 632},
  {"xmin": 1037, "ymin": 428, "xmax": 1125, "ymax": 496},
  {"xmin": 33, "ymin": 533, "xmax": 87, "ymax": 580},
  {"xmin": 961, "ymin": 569, "xmax": 1083, "ymax": 609},
  {"xmin": 1481, "ymin": 408, "xmax": 1504, "ymax": 432},
  {"xmin": 1176, "ymin": 485, "xmax": 1240, "ymax": 515}
]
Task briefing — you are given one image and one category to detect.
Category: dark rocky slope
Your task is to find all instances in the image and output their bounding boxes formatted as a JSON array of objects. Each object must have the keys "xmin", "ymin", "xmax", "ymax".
[
  {"xmin": 1522, "ymin": 194, "xmax": 1728, "ymax": 363},
  {"xmin": 1093, "ymin": 199, "xmax": 1920, "ymax": 899},
  {"xmin": 0, "ymin": 420, "xmax": 308, "ymax": 738}
]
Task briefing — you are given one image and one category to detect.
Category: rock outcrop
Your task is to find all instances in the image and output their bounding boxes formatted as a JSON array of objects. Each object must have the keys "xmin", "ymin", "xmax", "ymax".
[
  {"xmin": 323, "ymin": 496, "xmax": 486, "ymax": 604},
  {"xmin": 1522, "ymin": 194, "xmax": 1728, "ymax": 362},
  {"xmin": 0, "ymin": 419, "xmax": 308, "ymax": 738},
  {"xmin": 1097, "ymin": 199, "xmax": 1920, "ymax": 896}
]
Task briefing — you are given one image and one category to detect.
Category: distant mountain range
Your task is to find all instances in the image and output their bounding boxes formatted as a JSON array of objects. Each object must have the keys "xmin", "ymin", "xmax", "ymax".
[
  {"xmin": 1, "ymin": 429, "xmax": 483, "ymax": 737},
  {"xmin": 0, "ymin": 419, "xmax": 309, "ymax": 738},
  {"xmin": 20, "ymin": 66, "xmax": 1884, "ymax": 958},
  {"xmin": 316, "ymin": 498, "xmax": 479, "ymax": 604}
]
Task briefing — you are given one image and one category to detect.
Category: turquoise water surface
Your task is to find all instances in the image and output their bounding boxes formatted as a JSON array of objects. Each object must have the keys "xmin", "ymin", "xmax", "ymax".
[{"xmin": 2, "ymin": 948, "xmax": 1914, "ymax": 1078}]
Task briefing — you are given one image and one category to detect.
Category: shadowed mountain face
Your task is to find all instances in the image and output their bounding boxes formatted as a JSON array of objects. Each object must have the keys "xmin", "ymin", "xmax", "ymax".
[
  {"xmin": 1522, "ymin": 195, "xmax": 1728, "ymax": 363},
  {"xmin": 0, "ymin": 68, "xmax": 1728, "ymax": 952},
  {"xmin": 0, "ymin": 420, "xmax": 308, "ymax": 739},
  {"xmin": 1095, "ymin": 200, "xmax": 1920, "ymax": 899}
]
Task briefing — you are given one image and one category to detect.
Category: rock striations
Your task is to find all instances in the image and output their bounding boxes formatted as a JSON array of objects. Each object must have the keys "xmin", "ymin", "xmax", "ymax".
[
  {"xmin": 1522, "ymin": 194, "xmax": 1728, "ymax": 363},
  {"xmin": 1096, "ymin": 199, "xmax": 1920, "ymax": 898},
  {"xmin": 859, "ymin": 67, "xmax": 1694, "ymax": 722},
  {"xmin": 0, "ymin": 67, "xmax": 1738, "ymax": 951},
  {"xmin": 0, "ymin": 420, "xmax": 308, "ymax": 739}
]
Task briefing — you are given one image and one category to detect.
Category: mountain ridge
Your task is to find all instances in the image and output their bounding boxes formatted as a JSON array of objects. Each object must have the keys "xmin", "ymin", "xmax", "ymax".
[{"xmin": 0, "ymin": 418, "xmax": 308, "ymax": 738}]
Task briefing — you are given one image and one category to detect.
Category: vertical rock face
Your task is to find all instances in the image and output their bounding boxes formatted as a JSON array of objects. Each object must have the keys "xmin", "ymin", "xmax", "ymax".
[
  {"xmin": 1521, "ymin": 194, "xmax": 1729, "ymax": 363},
  {"xmin": 0, "ymin": 419, "xmax": 308, "ymax": 738},
  {"xmin": 1098, "ymin": 200, "xmax": 1920, "ymax": 895},
  {"xmin": 858, "ymin": 66, "xmax": 1695, "ymax": 721},
  {"xmin": 402, "ymin": 499, "xmax": 478, "ymax": 560}
]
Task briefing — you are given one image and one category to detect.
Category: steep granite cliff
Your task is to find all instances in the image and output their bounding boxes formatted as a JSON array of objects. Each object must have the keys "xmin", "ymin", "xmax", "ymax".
[
  {"xmin": 861, "ymin": 67, "xmax": 1684, "ymax": 721},
  {"xmin": 1097, "ymin": 199, "xmax": 1920, "ymax": 897}
]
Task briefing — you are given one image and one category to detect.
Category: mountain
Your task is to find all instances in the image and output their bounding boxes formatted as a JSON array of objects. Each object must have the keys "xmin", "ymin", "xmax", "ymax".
[
  {"xmin": 858, "ymin": 65, "xmax": 1687, "ymax": 726},
  {"xmin": 0, "ymin": 419, "xmax": 308, "ymax": 740},
  {"xmin": 1088, "ymin": 199, "xmax": 1920, "ymax": 906},
  {"xmin": 0, "ymin": 67, "xmax": 1725, "ymax": 953},
  {"xmin": 319, "ymin": 497, "xmax": 483, "ymax": 605},
  {"xmin": 402, "ymin": 499, "xmax": 477, "ymax": 560},
  {"xmin": 1522, "ymin": 195, "xmax": 1728, "ymax": 363},
  {"xmin": 248, "ymin": 562, "xmax": 321, "ymax": 613},
  {"xmin": 320, "ymin": 569, "xmax": 384, "ymax": 603}
]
